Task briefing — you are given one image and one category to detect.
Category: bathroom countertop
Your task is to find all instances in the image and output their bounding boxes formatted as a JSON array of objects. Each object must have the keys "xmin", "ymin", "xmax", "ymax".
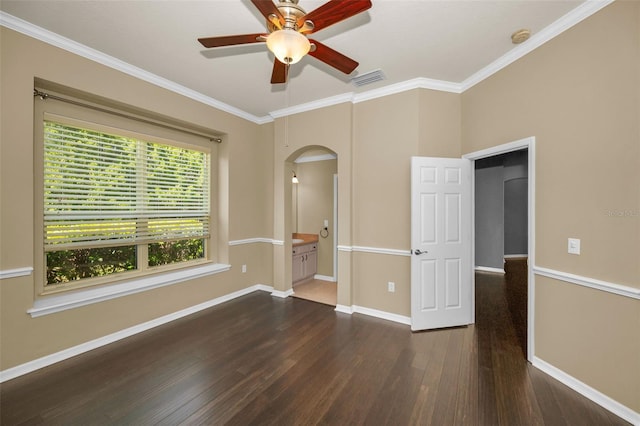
[{"xmin": 292, "ymin": 233, "xmax": 319, "ymax": 247}]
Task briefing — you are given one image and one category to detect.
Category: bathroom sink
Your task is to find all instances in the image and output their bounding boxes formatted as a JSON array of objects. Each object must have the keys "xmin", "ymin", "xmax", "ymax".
[{"xmin": 292, "ymin": 238, "xmax": 305, "ymax": 244}]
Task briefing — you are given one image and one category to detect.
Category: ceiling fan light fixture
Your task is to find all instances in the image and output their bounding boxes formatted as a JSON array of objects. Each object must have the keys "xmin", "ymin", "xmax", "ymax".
[{"xmin": 266, "ymin": 29, "xmax": 310, "ymax": 64}]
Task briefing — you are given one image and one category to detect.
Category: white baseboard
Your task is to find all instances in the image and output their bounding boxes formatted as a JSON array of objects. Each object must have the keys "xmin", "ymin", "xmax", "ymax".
[
  {"xmin": 532, "ymin": 356, "xmax": 640, "ymax": 425},
  {"xmin": 334, "ymin": 304, "xmax": 411, "ymax": 326},
  {"xmin": 254, "ymin": 284, "xmax": 274, "ymax": 293},
  {"xmin": 313, "ymin": 274, "xmax": 336, "ymax": 282},
  {"xmin": 504, "ymin": 254, "xmax": 528, "ymax": 259},
  {"xmin": 344, "ymin": 305, "xmax": 411, "ymax": 325},
  {"xmin": 353, "ymin": 305, "xmax": 412, "ymax": 325},
  {"xmin": 475, "ymin": 266, "xmax": 505, "ymax": 274},
  {"xmin": 0, "ymin": 284, "xmax": 272, "ymax": 383},
  {"xmin": 270, "ymin": 288, "xmax": 294, "ymax": 298},
  {"xmin": 334, "ymin": 304, "xmax": 353, "ymax": 314}
]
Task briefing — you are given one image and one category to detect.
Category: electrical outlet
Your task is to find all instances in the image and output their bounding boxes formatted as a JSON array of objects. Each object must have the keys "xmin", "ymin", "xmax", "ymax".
[
  {"xmin": 242, "ymin": 264, "xmax": 247, "ymax": 273},
  {"xmin": 388, "ymin": 281, "xmax": 395, "ymax": 293},
  {"xmin": 568, "ymin": 238, "xmax": 580, "ymax": 255}
]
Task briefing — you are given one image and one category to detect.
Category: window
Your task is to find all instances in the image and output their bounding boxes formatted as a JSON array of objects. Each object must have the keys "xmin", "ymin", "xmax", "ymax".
[{"xmin": 35, "ymin": 88, "xmax": 216, "ymax": 294}]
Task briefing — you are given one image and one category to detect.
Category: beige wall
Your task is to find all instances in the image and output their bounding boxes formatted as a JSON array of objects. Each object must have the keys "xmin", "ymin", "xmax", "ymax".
[
  {"xmin": 462, "ymin": 1, "xmax": 639, "ymax": 412},
  {"xmin": 0, "ymin": 28, "xmax": 273, "ymax": 370},
  {"xmin": 296, "ymin": 159, "xmax": 337, "ymax": 277},
  {"xmin": 271, "ymin": 104, "xmax": 353, "ymax": 303},
  {"xmin": 351, "ymin": 90, "xmax": 462, "ymax": 315},
  {"xmin": 535, "ymin": 275, "xmax": 640, "ymax": 411},
  {"xmin": 271, "ymin": 89, "xmax": 461, "ymax": 312},
  {"xmin": 418, "ymin": 89, "xmax": 462, "ymax": 158}
]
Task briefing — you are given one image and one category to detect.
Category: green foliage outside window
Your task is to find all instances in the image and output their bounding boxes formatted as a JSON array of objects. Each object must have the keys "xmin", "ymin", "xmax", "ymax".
[
  {"xmin": 46, "ymin": 246, "xmax": 136, "ymax": 285},
  {"xmin": 46, "ymin": 238, "xmax": 204, "ymax": 284},
  {"xmin": 148, "ymin": 238, "xmax": 204, "ymax": 267}
]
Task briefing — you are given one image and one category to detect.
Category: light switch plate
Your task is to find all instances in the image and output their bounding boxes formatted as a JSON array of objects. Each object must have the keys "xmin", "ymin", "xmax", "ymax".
[{"xmin": 568, "ymin": 238, "xmax": 580, "ymax": 255}]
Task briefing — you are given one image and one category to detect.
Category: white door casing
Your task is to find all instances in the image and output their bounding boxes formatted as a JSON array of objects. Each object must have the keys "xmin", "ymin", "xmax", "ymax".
[
  {"xmin": 463, "ymin": 136, "xmax": 535, "ymax": 361},
  {"xmin": 411, "ymin": 157, "xmax": 472, "ymax": 331}
]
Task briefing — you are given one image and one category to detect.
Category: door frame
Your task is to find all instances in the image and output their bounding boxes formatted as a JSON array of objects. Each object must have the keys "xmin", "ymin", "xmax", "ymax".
[
  {"xmin": 333, "ymin": 173, "xmax": 338, "ymax": 281},
  {"xmin": 463, "ymin": 136, "xmax": 536, "ymax": 362}
]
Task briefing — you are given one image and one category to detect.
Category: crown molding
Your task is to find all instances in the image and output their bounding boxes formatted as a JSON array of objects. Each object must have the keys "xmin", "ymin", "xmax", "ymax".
[
  {"xmin": 0, "ymin": 11, "xmax": 266, "ymax": 125},
  {"xmin": 268, "ymin": 77, "xmax": 462, "ymax": 119},
  {"xmin": 353, "ymin": 77, "xmax": 463, "ymax": 104},
  {"xmin": 265, "ymin": 0, "xmax": 613, "ymax": 118},
  {"xmin": 2, "ymin": 0, "xmax": 614, "ymax": 122},
  {"xmin": 461, "ymin": 0, "xmax": 615, "ymax": 91},
  {"xmin": 269, "ymin": 93, "xmax": 354, "ymax": 119}
]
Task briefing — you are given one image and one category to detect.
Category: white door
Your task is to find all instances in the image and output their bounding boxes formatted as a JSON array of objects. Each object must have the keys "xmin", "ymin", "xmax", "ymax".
[{"xmin": 411, "ymin": 157, "xmax": 472, "ymax": 331}]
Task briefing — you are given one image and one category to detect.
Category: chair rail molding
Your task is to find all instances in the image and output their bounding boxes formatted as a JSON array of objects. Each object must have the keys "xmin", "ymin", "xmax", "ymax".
[
  {"xmin": 228, "ymin": 238, "xmax": 274, "ymax": 246},
  {"xmin": 533, "ymin": 265, "xmax": 640, "ymax": 300},
  {"xmin": 0, "ymin": 267, "xmax": 34, "ymax": 280}
]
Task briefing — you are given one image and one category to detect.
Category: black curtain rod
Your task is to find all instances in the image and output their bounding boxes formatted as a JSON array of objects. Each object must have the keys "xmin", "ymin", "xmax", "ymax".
[{"xmin": 33, "ymin": 88, "xmax": 222, "ymax": 143}]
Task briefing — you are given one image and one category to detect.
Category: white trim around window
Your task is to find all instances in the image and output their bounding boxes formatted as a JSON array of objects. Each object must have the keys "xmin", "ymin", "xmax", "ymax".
[
  {"xmin": 28, "ymin": 263, "xmax": 230, "ymax": 317},
  {"xmin": 33, "ymin": 86, "xmax": 218, "ymax": 295}
]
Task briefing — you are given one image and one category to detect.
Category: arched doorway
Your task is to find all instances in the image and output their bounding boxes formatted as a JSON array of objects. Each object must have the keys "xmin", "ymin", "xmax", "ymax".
[
  {"xmin": 270, "ymin": 105, "xmax": 354, "ymax": 312},
  {"xmin": 288, "ymin": 148, "xmax": 337, "ymax": 305}
]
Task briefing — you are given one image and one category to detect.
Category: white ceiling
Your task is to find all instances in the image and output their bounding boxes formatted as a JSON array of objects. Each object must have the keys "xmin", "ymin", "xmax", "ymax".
[{"xmin": 2, "ymin": 0, "xmax": 605, "ymax": 122}]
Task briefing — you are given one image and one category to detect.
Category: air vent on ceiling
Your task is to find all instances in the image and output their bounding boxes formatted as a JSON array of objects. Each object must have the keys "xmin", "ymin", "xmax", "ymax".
[{"xmin": 351, "ymin": 69, "xmax": 386, "ymax": 87}]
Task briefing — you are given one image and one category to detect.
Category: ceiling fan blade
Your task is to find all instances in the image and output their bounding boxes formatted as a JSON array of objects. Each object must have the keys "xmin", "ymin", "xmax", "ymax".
[
  {"xmin": 198, "ymin": 33, "xmax": 266, "ymax": 48},
  {"xmin": 251, "ymin": 0, "xmax": 285, "ymax": 28},
  {"xmin": 271, "ymin": 59, "xmax": 289, "ymax": 84},
  {"xmin": 298, "ymin": 0, "xmax": 372, "ymax": 34},
  {"xmin": 308, "ymin": 40, "xmax": 358, "ymax": 74}
]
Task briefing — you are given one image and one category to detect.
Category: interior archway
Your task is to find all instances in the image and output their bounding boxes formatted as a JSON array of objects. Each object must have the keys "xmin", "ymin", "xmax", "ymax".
[
  {"xmin": 271, "ymin": 105, "xmax": 354, "ymax": 310},
  {"xmin": 286, "ymin": 147, "xmax": 338, "ymax": 305}
]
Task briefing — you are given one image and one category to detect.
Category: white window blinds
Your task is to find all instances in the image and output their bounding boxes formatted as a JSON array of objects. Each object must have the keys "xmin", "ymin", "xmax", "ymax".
[{"xmin": 44, "ymin": 120, "xmax": 210, "ymax": 251}]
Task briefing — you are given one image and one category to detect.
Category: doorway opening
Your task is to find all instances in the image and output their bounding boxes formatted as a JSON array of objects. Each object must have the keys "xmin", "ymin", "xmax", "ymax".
[
  {"xmin": 464, "ymin": 137, "xmax": 535, "ymax": 361},
  {"xmin": 288, "ymin": 147, "xmax": 338, "ymax": 307}
]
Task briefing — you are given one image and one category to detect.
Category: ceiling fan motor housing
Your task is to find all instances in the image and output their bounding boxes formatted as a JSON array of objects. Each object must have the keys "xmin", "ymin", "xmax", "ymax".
[{"xmin": 267, "ymin": 0, "xmax": 309, "ymax": 32}]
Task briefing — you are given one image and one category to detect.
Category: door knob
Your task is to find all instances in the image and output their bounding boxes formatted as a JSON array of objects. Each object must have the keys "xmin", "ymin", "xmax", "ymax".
[{"xmin": 413, "ymin": 249, "xmax": 428, "ymax": 255}]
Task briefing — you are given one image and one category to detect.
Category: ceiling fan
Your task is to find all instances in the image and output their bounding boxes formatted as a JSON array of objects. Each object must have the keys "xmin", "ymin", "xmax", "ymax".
[{"xmin": 198, "ymin": 0, "xmax": 372, "ymax": 84}]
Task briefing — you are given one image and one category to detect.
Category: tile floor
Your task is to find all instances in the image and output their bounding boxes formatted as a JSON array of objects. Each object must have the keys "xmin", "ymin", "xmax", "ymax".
[{"xmin": 292, "ymin": 279, "xmax": 337, "ymax": 306}]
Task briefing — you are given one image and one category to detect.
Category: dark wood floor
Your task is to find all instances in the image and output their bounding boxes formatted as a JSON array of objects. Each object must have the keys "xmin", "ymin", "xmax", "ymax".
[
  {"xmin": 1, "ymin": 274, "xmax": 629, "ymax": 425},
  {"xmin": 504, "ymin": 257, "xmax": 529, "ymax": 358}
]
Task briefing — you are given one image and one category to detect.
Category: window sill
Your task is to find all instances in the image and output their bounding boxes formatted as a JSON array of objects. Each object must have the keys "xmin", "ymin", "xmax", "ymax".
[{"xmin": 28, "ymin": 263, "xmax": 231, "ymax": 318}]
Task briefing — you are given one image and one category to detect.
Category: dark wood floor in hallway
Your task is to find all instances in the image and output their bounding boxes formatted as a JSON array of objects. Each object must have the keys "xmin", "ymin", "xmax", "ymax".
[{"xmin": 1, "ymin": 273, "xmax": 629, "ymax": 425}]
